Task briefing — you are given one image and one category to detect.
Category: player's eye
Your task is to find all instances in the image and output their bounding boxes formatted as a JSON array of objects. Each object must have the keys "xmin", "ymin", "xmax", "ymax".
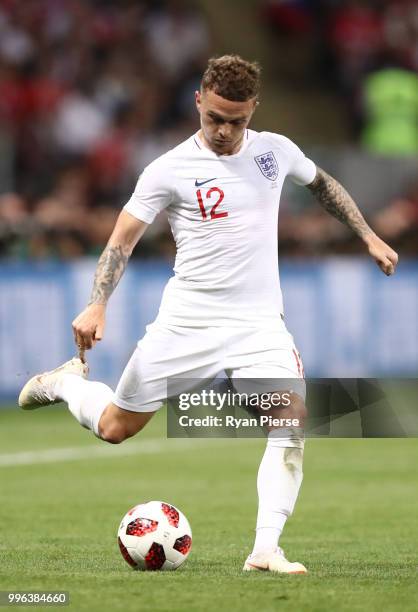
[{"xmin": 208, "ymin": 114, "xmax": 224, "ymax": 125}]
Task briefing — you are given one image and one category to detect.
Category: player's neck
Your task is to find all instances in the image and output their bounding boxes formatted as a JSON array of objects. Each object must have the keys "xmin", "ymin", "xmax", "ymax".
[{"xmin": 197, "ymin": 130, "xmax": 245, "ymax": 156}]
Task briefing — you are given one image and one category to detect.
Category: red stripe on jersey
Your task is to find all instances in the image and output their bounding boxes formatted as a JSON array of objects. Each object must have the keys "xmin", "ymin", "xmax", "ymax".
[{"xmin": 292, "ymin": 348, "xmax": 305, "ymax": 378}]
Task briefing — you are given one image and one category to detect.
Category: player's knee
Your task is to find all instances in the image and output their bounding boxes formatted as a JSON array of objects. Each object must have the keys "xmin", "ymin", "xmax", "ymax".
[
  {"xmin": 283, "ymin": 390, "xmax": 307, "ymax": 421},
  {"xmin": 264, "ymin": 395, "xmax": 307, "ymax": 427},
  {"xmin": 292, "ymin": 400, "xmax": 307, "ymax": 424},
  {"xmin": 99, "ymin": 422, "xmax": 129, "ymax": 445}
]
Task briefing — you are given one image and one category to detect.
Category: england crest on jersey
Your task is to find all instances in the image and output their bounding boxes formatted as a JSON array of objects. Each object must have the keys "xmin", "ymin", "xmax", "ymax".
[{"xmin": 254, "ymin": 151, "xmax": 278, "ymax": 181}]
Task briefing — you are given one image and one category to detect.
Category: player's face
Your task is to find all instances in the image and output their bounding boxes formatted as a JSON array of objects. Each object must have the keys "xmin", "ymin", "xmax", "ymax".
[{"xmin": 195, "ymin": 89, "xmax": 257, "ymax": 155}]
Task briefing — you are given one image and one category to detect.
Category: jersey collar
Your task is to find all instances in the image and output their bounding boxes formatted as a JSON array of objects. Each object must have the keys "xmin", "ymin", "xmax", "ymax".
[{"xmin": 194, "ymin": 130, "xmax": 252, "ymax": 158}]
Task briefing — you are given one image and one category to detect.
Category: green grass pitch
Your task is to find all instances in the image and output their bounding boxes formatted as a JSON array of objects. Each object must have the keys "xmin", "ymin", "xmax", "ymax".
[{"xmin": 0, "ymin": 405, "xmax": 417, "ymax": 612}]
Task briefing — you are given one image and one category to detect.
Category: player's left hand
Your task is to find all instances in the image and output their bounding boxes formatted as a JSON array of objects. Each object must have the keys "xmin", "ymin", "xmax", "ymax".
[{"xmin": 364, "ymin": 233, "xmax": 398, "ymax": 276}]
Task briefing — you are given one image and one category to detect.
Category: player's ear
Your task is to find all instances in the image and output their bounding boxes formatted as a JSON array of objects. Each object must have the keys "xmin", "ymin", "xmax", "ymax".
[{"xmin": 195, "ymin": 90, "xmax": 201, "ymax": 111}]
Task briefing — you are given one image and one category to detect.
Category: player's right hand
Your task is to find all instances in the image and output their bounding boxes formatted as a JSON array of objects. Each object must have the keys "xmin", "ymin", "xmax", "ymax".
[{"xmin": 72, "ymin": 304, "xmax": 106, "ymax": 352}]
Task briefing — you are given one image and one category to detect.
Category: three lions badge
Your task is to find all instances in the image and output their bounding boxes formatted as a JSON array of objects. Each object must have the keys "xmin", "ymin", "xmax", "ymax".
[{"xmin": 254, "ymin": 151, "xmax": 279, "ymax": 181}]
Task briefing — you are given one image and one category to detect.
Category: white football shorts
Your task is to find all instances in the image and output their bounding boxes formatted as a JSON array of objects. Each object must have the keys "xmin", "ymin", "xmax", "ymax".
[{"xmin": 112, "ymin": 320, "xmax": 305, "ymax": 412}]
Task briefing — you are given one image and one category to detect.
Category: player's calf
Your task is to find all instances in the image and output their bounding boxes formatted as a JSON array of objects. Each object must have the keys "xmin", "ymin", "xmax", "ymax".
[{"xmin": 248, "ymin": 389, "xmax": 306, "ymax": 563}]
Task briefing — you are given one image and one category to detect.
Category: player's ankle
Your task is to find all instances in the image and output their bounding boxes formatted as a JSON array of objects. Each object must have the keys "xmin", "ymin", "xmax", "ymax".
[{"xmin": 54, "ymin": 373, "xmax": 82, "ymax": 402}]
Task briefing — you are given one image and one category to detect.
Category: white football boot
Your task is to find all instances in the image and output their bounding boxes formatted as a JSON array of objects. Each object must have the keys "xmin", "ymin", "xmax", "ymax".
[
  {"xmin": 243, "ymin": 547, "xmax": 307, "ymax": 574},
  {"xmin": 18, "ymin": 357, "xmax": 88, "ymax": 410}
]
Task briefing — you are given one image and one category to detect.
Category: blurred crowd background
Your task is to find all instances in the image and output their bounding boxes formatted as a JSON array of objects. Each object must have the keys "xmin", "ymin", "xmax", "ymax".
[{"xmin": 0, "ymin": 0, "xmax": 417, "ymax": 261}]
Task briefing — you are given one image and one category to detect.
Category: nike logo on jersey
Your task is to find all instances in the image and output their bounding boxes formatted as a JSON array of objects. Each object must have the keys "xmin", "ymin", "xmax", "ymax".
[{"xmin": 195, "ymin": 178, "xmax": 217, "ymax": 187}]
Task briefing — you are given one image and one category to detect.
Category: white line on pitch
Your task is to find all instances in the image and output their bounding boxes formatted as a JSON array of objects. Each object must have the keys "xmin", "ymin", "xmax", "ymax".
[{"xmin": 0, "ymin": 437, "xmax": 255, "ymax": 467}]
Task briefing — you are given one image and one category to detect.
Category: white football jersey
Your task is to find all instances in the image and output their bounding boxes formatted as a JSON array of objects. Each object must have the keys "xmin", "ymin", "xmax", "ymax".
[{"xmin": 124, "ymin": 129, "xmax": 316, "ymax": 327}]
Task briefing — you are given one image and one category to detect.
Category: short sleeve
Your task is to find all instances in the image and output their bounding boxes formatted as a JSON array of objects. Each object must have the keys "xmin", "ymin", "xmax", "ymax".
[
  {"xmin": 264, "ymin": 133, "xmax": 317, "ymax": 186},
  {"xmin": 124, "ymin": 158, "xmax": 173, "ymax": 224},
  {"xmin": 282, "ymin": 137, "xmax": 317, "ymax": 186}
]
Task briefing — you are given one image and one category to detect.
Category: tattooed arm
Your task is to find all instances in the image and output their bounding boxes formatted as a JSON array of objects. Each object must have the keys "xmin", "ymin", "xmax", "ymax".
[
  {"xmin": 72, "ymin": 211, "xmax": 148, "ymax": 351},
  {"xmin": 88, "ymin": 245, "xmax": 130, "ymax": 306},
  {"xmin": 308, "ymin": 166, "xmax": 398, "ymax": 276}
]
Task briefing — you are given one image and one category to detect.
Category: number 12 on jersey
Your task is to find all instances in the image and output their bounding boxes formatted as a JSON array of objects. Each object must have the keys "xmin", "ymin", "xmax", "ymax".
[{"xmin": 196, "ymin": 187, "xmax": 228, "ymax": 220}]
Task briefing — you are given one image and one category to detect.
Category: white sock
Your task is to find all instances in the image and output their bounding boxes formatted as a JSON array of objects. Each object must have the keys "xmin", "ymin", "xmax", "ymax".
[
  {"xmin": 252, "ymin": 429, "xmax": 304, "ymax": 555},
  {"xmin": 55, "ymin": 374, "xmax": 113, "ymax": 437}
]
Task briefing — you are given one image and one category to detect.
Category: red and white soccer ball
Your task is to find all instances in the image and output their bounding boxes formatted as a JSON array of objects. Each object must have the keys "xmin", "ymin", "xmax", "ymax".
[{"xmin": 117, "ymin": 501, "xmax": 192, "ymax": 571}]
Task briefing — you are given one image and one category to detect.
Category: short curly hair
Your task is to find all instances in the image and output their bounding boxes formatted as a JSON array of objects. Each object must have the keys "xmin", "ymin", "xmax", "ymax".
[{"xmin": 201, "ymin": 54, "xmax": 261, "ymax": 102}]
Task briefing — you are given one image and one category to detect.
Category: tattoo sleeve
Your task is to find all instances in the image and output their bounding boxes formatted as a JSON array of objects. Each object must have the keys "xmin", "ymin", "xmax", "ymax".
[
  {"xmin": 307, "ymin": 166, "xmax": 373, "ymax": 240},
  {"xmin": 88, "ymin": 244, "xmax": 130, "ymax": 305}
]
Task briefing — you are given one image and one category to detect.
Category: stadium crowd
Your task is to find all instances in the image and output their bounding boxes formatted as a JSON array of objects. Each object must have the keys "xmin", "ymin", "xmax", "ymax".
[
  {"xmin": 0, "ymin": 0, "xmax": 210, "ymax": 258},
  {"xmin": 0, "ymin": 0, "xmax": 416, "ymax": 260},
  {"xmin": 262, "ymin": 0, "xmax": 418, "ymax": 154}
]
